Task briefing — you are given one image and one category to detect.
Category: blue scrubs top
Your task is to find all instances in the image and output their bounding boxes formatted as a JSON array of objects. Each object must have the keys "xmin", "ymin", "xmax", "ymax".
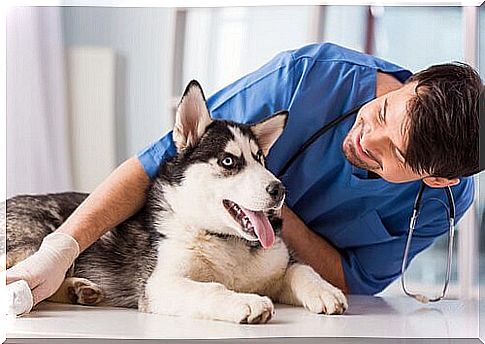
[{"xmin": 137, "ymin": 43, "xmax": 474, "ymax": 295}]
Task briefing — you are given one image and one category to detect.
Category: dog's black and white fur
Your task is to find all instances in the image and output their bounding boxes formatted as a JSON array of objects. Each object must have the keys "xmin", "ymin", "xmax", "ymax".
[{"xmin": 4, "ymin": 81, "xmax": 347, "ymax": 324}]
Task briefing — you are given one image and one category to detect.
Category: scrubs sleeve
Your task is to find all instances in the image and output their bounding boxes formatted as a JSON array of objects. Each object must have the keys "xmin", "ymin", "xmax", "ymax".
[
  {"xmin": 137, "ymin": 50, "xmax": 301, "ymax": 178},
  {"xmin": 341, "ymin": 179, "xmax": 475, "ymax": 295},
  {"xmin": 137, "ymin": 131, "xmax": 178, "ymax": 179}
]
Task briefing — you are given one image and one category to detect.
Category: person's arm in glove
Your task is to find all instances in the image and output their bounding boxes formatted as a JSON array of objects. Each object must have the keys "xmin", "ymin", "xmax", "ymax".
[
  {"xmin": 6, "ymin": 232, "xmax": 80, "ymax": 310},
  {"xmin": 6, "ymin": 156, "xmax": 150, "ymax": 308}
]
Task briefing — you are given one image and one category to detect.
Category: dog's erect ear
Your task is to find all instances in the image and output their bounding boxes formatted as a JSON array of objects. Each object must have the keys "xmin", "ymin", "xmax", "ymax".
[
  {"xmin": 173, "ymin": 80, "xmax": 213, "ymax": 151},
  {"xmin": 251, "ymin": 110, "xmax": 288, "ymax": 156}
]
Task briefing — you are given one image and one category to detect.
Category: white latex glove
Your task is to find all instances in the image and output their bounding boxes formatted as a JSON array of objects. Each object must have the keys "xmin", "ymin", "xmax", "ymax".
[{"xmin": 6, "ymin": 232, "xmax": 80, "ymax": 312}]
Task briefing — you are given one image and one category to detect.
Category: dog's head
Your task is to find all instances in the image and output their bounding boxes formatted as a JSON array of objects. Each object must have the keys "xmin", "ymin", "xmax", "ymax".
[{"xmin": 158, "ymin": 80, "xmax": 288, "ymax": 249}]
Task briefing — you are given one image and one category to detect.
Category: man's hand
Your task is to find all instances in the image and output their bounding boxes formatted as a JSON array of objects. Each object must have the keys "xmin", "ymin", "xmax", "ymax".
[
  {"xmin": 281, "ymin": 205, "xmax": 349, "ymax": 294},
  {"xmin": 6, "ymin": 232, "xmax": 79, "ymax": 308}
]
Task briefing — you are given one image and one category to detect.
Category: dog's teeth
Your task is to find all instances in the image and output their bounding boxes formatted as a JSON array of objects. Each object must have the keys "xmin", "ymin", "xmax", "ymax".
[{"xmin": 225, "ymin": 201, "xmax": 256, "ymax": 234}]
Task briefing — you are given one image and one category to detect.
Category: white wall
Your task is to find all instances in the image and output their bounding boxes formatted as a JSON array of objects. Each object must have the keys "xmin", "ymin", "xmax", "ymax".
[
  {"xmin": 182, "ymin": 6, "xmax": 317, "ymax": 98},
  {"xmin": 67, "ymin": 47, "xmax": 116, "ymax": 192},
  {"xmin": 322, "ymin": 6, "xmax": 367, "ymax": 53},
  {"xmin": 374, "ymin": 6, "xmax": 463, "ymax": 72},
  {"xmin": 62, "ymin": 7, "xmax": 176, "ymax": 165}
]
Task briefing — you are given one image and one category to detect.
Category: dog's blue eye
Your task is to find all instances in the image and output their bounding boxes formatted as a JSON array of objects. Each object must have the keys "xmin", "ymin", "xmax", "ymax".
[{"xmin": 222, "ymin": 157, "xmax": 234, "ymax": 167}]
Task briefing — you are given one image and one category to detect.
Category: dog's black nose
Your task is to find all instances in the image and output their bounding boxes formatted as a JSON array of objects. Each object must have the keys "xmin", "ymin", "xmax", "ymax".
[{"xmin": 266, "ymin": 181, "xmax": 285, "ymax": 203}]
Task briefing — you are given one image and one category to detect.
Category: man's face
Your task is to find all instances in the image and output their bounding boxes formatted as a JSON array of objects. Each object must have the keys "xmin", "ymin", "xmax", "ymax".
[{"xmin": 342, "ymin": 82, "xmax": 423, "ymax": 183}]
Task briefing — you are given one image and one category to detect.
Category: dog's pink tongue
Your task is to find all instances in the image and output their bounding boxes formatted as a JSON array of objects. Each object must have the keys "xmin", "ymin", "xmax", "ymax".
[{"xmin": 241, "ymin": 207, "xmax": 275, "ymax": 249}]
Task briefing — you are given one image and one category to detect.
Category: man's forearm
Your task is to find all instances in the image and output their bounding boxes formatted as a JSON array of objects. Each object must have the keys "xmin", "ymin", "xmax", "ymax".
[
  {"xmin": 281, "ymin": 205, "xmax": 349, "ymax": 294},
  {"xmin": 57, "ymin": 156, "xmax": 150, "ymax": 252}
]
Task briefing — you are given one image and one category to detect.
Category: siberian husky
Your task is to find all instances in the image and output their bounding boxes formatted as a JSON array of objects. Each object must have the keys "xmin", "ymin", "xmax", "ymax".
[{"xmin": 4, "ymin": 81, "xmax": 347, "ymax": 324}]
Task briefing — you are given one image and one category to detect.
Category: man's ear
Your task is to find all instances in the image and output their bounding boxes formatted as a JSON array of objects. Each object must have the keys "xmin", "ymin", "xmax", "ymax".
[
  {"xmin": 173, "ymin": 80, "xmax": 213, "ymax": 151},
  {"xmin": 250, "ymin": 110, "xmax": 289, "ymax": 156},
  {"xmin": 422, "ymin": 176, "xmax": 460, "ymax": 188}
]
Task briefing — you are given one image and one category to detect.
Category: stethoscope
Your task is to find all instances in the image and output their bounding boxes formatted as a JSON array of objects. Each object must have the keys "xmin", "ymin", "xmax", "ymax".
[{"xmin": 276, "ymin": 103, "xmax": 456, "ymax": 303}]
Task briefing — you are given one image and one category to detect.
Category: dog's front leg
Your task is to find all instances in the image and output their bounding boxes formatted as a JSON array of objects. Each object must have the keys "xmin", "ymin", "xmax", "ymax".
[
  {"xmin": 276, "ymin": 263, "xmax": 348, "ymax": 315},
  {"xmin": 142, "ymin": 276, "xmax": 274, "ymax": 324}
]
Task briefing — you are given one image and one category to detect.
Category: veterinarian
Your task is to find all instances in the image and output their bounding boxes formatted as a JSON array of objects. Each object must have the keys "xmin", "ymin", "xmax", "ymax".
[{"xmin": 7, "ymin": 43, "xmax": 482, "ymax": 306}]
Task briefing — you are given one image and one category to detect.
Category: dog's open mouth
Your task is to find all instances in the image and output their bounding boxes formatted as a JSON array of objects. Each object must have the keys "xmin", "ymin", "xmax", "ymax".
[{"xmin": 222, "ymin": 200, "xmax": 275, "ymax": 249}]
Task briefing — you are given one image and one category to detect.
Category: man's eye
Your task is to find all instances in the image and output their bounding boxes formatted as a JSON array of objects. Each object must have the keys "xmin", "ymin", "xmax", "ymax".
[
  {"xmin": 378, "ymin": 109, "xmax": 385, "ymax": 123},
  {"xmin": 221, "ymin": 156, "xmax": 234, "ymax": 167}
]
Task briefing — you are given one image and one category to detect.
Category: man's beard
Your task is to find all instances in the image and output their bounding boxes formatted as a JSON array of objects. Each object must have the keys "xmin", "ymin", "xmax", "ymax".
[{"xmin": 342, "ymin": 125, "xmax": 378, "ymax": 172}]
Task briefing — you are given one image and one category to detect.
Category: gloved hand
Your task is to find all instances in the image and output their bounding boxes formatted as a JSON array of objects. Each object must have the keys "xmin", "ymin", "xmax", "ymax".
[{"xmin": 6, "ymin": 232, "xmax": 80, "ymax": 311}]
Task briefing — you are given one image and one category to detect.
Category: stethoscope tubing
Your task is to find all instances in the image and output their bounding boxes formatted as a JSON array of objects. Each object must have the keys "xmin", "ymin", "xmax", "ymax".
[
  {"xmin": 401, "ymin": 184, "xmax": 455, "ymax": 303},
  {"xmin": 277, "ymin": 104, "xmax": 364, "ymax": 179},
  {"xmin": 275, "ymin": 101, "xmax": 457, "ymax": 303}
]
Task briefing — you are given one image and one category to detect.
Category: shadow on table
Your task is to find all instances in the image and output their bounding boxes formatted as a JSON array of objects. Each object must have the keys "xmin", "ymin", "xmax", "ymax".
[{"xmin": 343, "ymin": 295, "xmax": 400, "ymax": 316}]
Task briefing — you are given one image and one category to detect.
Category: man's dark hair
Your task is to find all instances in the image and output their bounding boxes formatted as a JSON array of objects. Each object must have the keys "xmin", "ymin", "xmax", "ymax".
[{"xmin": 404, "ymin": 62, "xmax": 483, "ymax": 179}]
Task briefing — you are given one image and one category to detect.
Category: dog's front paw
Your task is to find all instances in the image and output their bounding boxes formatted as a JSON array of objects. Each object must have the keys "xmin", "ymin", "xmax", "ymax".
[
  {"xmin": 228, "ymin": 294, "xmax": 274, "ymax": 324},
  {"xmin": 300, "ymin": 282, "xmax": 347, "ymax": 315}
]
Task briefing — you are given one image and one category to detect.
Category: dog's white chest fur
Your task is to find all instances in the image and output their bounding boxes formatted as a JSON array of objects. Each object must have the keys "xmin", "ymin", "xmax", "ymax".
[
  {"xmin": 152, "ymin": 229, "xmax": 290, "ymax": 296},
  {"xmin": 184, "ymin": 232, "xmax": 289, "ymax": 294}
]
